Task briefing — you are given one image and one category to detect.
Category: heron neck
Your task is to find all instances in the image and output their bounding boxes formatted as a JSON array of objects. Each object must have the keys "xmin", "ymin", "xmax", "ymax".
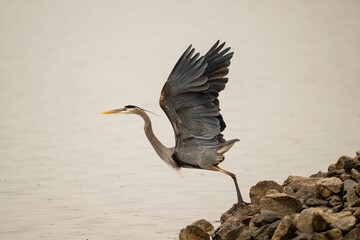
[{"xmin": 138, "ymin": 110, "xmax": 177, "ymax": 169}]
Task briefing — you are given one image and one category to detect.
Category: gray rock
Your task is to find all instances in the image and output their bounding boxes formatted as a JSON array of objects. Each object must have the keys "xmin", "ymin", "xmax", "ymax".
[
  {"xmin": 238, "ymin": 226, "xmax": 257, "ymax": 240},
  {"xmin": 343, "ymin": 179, "xmax": 358, "ymax": 193},
  {"xmin": 304, "ymin": 198, "xmax": 328, "ymax": 207},
  {"xmin": 271, "ymin": 215, "xmax": 296, "ymax": 240},
  {"xmin": 331, "ymin": 215, "xmax": 356, "ymax": 232},
  {"xmin": 213, "ymin": 217, "xmax": 244, "ymax": 240},
  {"xmin": 316, "ymin": 177, "xmax": 342, "ymax": 199},
  {"xmin": 251, "ymin": 220, "xmax": 279, "ymax": 240},
  {"xmin": 327, "ymin": 195, "xmax": 343, "ymax": 207},
  {"xmin": 259, "ymin": 193, "xmax": 302, "ymax": 216},
  {"xmin": 250, "ymin": 180, "xmax": 283, "ymax": 205},
  {"xmin": 344, "ymin": 225, "xmax": 360, "ymax": 240},
  {"xmin": 251, "ymin": 210, "xmax": 282, "ymax": 227}
]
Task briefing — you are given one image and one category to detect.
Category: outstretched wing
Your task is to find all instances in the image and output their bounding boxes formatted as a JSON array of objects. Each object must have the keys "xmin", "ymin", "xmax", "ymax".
[{"xmin": 160, "ymin": 41, "xmax": 233, "ymax": 148}]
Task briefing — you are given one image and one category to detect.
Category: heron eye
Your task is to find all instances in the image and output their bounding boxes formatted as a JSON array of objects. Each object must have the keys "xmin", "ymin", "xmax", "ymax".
[{"xmin": 125, "ymin": 105, "xmax": 137, "ymax": 109}]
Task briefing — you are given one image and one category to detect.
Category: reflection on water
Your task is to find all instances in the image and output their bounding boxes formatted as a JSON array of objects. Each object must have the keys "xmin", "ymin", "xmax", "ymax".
[{"xmin": 0, "ymin": 1, "xmax": 359, "ymax": 239}]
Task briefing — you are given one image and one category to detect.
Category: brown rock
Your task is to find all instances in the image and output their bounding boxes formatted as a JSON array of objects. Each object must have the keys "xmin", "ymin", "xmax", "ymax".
[
  {"xmin": 191, "ymin": 219, "xmax": 214, "ymax": 232},
  {"xmin": 312, "ymin": 228, "xmax": 343, "ymax": 240},
  {"xmin": 351, "ymin": 169, "xmax": 360, "ymax": 182},
  {"xmin": 213, "ymin": 217, "xmax": 244, "ymax": 240},
  {"xmin": 250, "ymin": 180, "xmax": 283, "ymax": 205},
  {"xmin": 271, "ymin": 215, "xmax": 296, "ymax": 240},
  {"xmin": 179, "ymin": 225, "xmax": 210, "ymax": 240},
  {"xmin": 260, "ymin": 193, "xmax": 302, "ymax": 216},
  {"xmin": 316, "ymin": 177, "xmax": 342, "ymax": 199},
  {"xmin": 346, "ymin": 188, "xmax": 360, "ymax": 207},
  {"xmin": 251, "ymin": 209, "xmax": 282, "ymax": 227},
  {"xmin": 344, "ymin": 226, "xmax": 360, "ymax": 240},
  {"xmin": 251, "ymin": 220, "xmax": 279, "ymax": 240},
  {"xmin": 283, "ymin": 176, "xmax": 318, "ymax": 193},
  {"xmin": 331, "ymin": 215, "xmax": 356, "ymax": 232},
  {"xmin": 295, "ymin": 208, "xmax": 338, "ymax": 233},
  {"xmin": 335, "ymin": 155, "xmax": 355, "ymax": 170},
  {"xmin": 304, "ymin": 198, "xmax": 328, "ymax": 207}
]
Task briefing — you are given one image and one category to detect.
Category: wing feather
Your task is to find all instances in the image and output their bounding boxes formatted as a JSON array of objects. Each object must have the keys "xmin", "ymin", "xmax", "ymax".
[{"xmin": 160, "ymin": 41, "xmax": 233, "ymax": 148}]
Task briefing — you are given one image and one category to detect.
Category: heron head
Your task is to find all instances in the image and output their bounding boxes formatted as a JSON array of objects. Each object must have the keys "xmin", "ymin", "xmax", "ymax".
[{"xmin": 101, "ymin": 105, "xmax": 141, "ymax": 115}]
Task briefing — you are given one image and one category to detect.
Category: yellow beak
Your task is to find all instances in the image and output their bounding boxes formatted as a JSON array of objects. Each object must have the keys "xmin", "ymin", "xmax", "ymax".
[{"xmin": 101, "ymin": 108, "xmax": 123, "ymax": 114}]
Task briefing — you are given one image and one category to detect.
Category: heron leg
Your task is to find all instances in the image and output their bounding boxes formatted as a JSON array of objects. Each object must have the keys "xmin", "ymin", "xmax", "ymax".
[{"xmin": 208, "ymin": 165, "xmax": 244, "ymax": 204}]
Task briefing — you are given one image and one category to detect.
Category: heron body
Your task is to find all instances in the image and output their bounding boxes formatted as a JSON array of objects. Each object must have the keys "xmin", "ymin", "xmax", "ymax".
[{"xmin": 102, "ymin": 41, "xmax": 244, "ymax": 204}]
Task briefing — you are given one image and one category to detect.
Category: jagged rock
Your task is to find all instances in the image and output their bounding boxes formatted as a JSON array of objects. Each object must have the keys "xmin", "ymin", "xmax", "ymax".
[
  {"xmin": 251, "ymin": 220, "xmax": 279, "ymax": 240},
  {"xmin": 331, "ymin": 215, "xmax": 356, "ymax": 232},
  {"xmin": 283, "ymin": 176, "xmax": 318, "ymax": 193},
  {"xmin": 340, "ymin": 173, "xmax": 352, "ymax": 181},
  {"xmin": 179, "ymin": 225, "xmax": 210, "ymax": 240},
  {"xmin": 343, "ymin": 179, "xmax": 358, "ymax": 193},
  {"xmin": 316, "ymin": 177, "xmax": 342, "ymax": 199},
  {"xmin": 344, "ymin": 225, "xmax": 360, "ymax": 240},
  {"xmin": 227, "ymin": 203, "xmax": 258, "ymax": 225},
  {"xmin": 259, "ymin": 193, "xmax": 302, "ymax": 216},
  {"xmin": 251, "ymin": 209, "xmax": 282, "ymax": 227},
  {"xmin": 271, "ymin": 215, "xmax": 296, "ymax": 240},
  {"xmin": 250, "ymin": 180, "xmax": 283, "ymax": 205},
  {"xmin": 295, "ymin": 208, "xmax": 338, "ymax": 233},
  {"xmin": 291, "ymin": 233, "xmax": 313, "ymax": 240},
  {"xmin": 312, "ymin": 228, "xmax": 343, "ymax": 240},
  {"xmin": 213, "ymin": 217, "xmax": 244, "ymax": 240}
]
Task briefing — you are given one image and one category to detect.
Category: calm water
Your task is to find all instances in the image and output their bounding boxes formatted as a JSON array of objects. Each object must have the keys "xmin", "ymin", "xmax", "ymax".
[{"xmin": 1, "ymin": 1, "xmax": 359, "ymax": 239}]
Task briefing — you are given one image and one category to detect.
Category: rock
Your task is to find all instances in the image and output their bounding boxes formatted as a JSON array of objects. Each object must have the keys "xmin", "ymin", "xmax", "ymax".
[
  {"xmin": 304, "ymin": 198, "xmax": 328, "ymax": 207},
  {"xmin": 271, "ymin": 215, "xmax": 296, "ymax": 240},
  {"xmin": 251, "ymin": 209, "xmax": 282, "ymax": 227},
  {"xmin": 291, "ymin": 233, "xmax": 313, "ymax": 240},
  {"xmin": 179, "ymin": 225, "xmax": 210, "ymax": 240},
  {"xmin": 327, "ymin": 195, "xmax": 343, "ymax": 207},
  {"xmin": 226, "ymin": 203, "xmax": 258, "ymax": 225},
  {"xmin": 346, "ymin": 188, "xmax": 360, "ymax": 207},
  {"xmin": 343, "ymin": 179, "xmax": 358, "ymax": 193},
  {"xmin": 238, "ymin": 226, "xmax": 257, "ymax": 240},
  {"xmin": 344, "ymin": 226, "xmax": 360, "ymax": 240},
  {"xmin": 312, "ymin": 228, "xmax": 343, "ymax": 240},
  {"xmin": 283, "ymin": 176, "xmax": 318, "ymax": 193},
  {"xmin": 191, "ymin": 219, "xmax": 214, "ymax": 232},
  {"xmin": 335, "ymin": 155, "xmax": 355, "ymax": 170},
  {"xmin": 351, "ymin": 169, "xmax": 360, "ymax": 182},
  {"xmin": 259, "ymin": 193, "xmax": 302, "ymax": 216},
  {"xmin": 316, "ymin": 177, "xmax": 342, "ymax": 199},
  {"xmin": 331, "ymin": 215, "xmax": 356, "ymax": 232},
  {"xmin": 251, "ymin": 220, "xmax": 279, "ymax": 240},
  {"xmin": 249, "ymin": 180, "xmax": 283, "ymax": 205},
  {"xmin": 213, "ymin": 217, "xmax": 244, "ymax": 240},
  {"xmin": 295, "ymin": 208, "xmax": 338, "ymax": 233}
]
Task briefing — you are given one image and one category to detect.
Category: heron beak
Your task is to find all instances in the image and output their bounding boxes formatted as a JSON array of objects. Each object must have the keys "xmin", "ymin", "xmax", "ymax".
[{"xmin": 101, "ymin": 108, "xmax": 125, "ymax": 114}]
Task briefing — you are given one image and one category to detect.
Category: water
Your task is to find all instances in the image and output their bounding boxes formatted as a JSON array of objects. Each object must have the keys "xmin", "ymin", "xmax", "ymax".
[{"xmin": 1, "ymin": 1, "xmax": 359, "ymax": 239}]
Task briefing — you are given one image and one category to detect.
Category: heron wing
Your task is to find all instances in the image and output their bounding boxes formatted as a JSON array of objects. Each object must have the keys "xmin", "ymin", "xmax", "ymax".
[{"xmin": 160, "ymin": 41, "xmax": 233, "ymax": 147}]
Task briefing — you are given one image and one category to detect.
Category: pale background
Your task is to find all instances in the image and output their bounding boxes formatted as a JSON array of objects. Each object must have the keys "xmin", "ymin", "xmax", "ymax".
[{"xmin": 0, "ymin": 1, "xmax": 359, "ymax": 239}]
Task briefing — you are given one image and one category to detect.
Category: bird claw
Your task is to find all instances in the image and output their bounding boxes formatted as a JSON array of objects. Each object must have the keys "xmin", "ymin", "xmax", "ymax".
[{"xmin": 226, "ymin": 201, "xmax": 250, "ymax": 214}]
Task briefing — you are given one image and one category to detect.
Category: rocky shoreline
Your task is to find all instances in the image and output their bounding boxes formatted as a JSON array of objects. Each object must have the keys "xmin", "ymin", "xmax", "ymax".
[{"xmin": 179, "ymin": 150, "xmax": 360, "ymax": 240}]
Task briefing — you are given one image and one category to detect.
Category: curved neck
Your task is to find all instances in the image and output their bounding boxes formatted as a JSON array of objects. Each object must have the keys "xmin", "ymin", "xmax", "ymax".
[{"xmin": 137, "ymin": 110, "xmax": 179, "ymax": 170}]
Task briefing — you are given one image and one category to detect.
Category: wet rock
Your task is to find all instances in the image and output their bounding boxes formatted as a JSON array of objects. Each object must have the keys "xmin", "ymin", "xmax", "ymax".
[
  {"xmin": 344, "ymin": 226, "xmax": 360, "ymax": 240},
  {"xmin": 212, "ymin": 217, "xmax": 244, "ymax": 240},
  {"xmin": 249, "ymin": 180, "xmax": 283, "ymax": 205},
  {"xmin": 259, "ymin": 193, "xmax": 302, "ymax": 216},
  {"xmin": 331, "ymin": 215, "xmax": 356, "ymax": 232},
  {"xmin": 271, "ymin": 215, "xmax": 296, "ymax": 240},
  {"xmin": 251, "ymin": 209, "xmax": 282, "ymax": 227},
  {"xmin": 316, "ymin": 177, "xmax": 342, "ymax": 199}
]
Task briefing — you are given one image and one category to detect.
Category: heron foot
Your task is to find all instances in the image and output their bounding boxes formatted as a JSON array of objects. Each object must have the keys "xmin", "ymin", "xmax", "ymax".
[{"xmin": 226, "ymin": 201, "xmax": 250, "ymax": 214}]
